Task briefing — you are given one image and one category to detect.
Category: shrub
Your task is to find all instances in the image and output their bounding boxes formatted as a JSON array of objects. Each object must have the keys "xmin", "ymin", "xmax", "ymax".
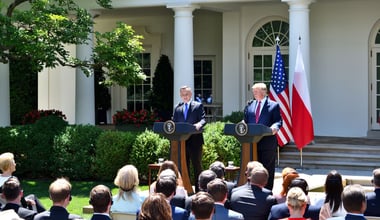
[
  {"xmin": 93, "ymin": 131, "xmax": 137, "ymax": 181},
  {"xmin": 22, "ymin": 115, "xmax": 68, "ymax": 178},
  {"xmin": 112, "ymin": 109, "xmax": 161, "ymax": 127},
  {"xmin": 202, "ymin": 122, "xmax": 241, "ymax": 169},
  {"xmin": 53, "ymin": 125, "xmax": 103, "ymax": 180},
  {"xmin": 223, "ymin": 111, "xmax": 244, "ymax": 123},
  {"xmin": 22, "ymin": 109, "xmax": 67, "ymax": 125},
  {"xmin": 130, "ymin": 130, "xmax": 170, "ymax": 183}
]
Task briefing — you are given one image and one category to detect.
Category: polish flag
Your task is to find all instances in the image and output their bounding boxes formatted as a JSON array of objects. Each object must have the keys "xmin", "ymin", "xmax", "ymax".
[{"xmin": 291, "ymin": 44, "xmax": 314, "ymax": 149}]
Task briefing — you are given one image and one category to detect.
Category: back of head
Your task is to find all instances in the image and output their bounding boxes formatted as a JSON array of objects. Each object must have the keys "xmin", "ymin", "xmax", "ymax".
[
  {"xmin": 281, "ymin": 168, "xmax": 299, "ymax": 196},
  {"xmin": 372, "ymin": 168, "xmax": 380, "ymax": 187},
  {"xmin": 324, "ymin": 170, "xmax": 343, "ymax": 212},
  {"xmin": 250, "ymin": 166, "xmax": 268, "ymax": 187},
  {"xmin": 246, "ymin": 161, "xmax": 263, "ymax": 181},
  {"xmin": 89, "ymin": 184, "xmax": 112, "ymax": 213},
  {"xmin": 289, "ymin": 178, "xmax": 309, "ymax": 196},
  {"xmin": 49, "ymin": 178, "xmax": 72, "ymax": 203},
  {"xmin": 0, "ymin": 152, "xmax": 14, "ymax": 172},
  {"xmin": 139, "ymin": 193, "xmax": 172, "ymax": 220},
  {"xmin": 209, "ymin": 161, "xmax": 225, "ymax": 179},
  {"xmin": 191, "ymin": 192, "xmax": 215, "ymax": 220},
  {"xmin": 2, "ymin": 177, "xmax": 22, "ymax": 201},
  {"xmin": 158, "ymin": 160, "xmax": 180, "ymax": 178},
  {"xmin": 114, "ymin": 165, "xmax": 139, "ymax": 193},
  {"xmin": 286, "ymin": 187, "xmax": 308, "ymax": 211},
  {"xmin": 198, "ymin": 170, "xmax": 217, "ymax": 191},
  {"xmin": 342, "ymin": 184, "xmax": 366, "ymax": 214},
  {"xmin": 155, "ymin": 175, "xmax": 177, "ymax": 198},
  {"xmin": 207, "ymin": 178, "xmax": 227, "ymax": 202}
]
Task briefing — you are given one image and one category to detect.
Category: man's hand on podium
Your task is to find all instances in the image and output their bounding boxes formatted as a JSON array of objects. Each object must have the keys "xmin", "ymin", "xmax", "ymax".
[
  {"xmin": 194, "ymin": 122, "xmax": 202, "ymax": 131},
  {"xmin": 271, "ymin": 127, "xmax": 278, "ymax": 135}
]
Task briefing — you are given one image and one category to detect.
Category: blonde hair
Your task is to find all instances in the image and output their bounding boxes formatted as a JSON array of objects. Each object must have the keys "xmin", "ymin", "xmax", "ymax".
[
  {"xmin": 281, "ymin": 167, "xmax": 299, "ymax": 197},
  {"xmin": 0, "ymin": 152, "xmax": 14, "ymax": 172},
  {"xmin": 114, "ymin": 165, "xmax": 139, "ymax": 200},
  {"xmin": 286, "ymin": 187, "xmax": 308, "ymax": 210}
]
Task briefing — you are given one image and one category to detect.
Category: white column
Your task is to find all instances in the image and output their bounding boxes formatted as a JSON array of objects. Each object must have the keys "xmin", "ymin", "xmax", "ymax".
[
  {"xmin": 283, "ymin": 0, "xmax": 314, "ymax": 90},
  {"xmin": 0, "ymin": 63, "xmax": 10, "ymax": 126},
  {"xmin": 76, "ymin": 29, "xmax": 95, "ymax": 125},
  {"xmin": 167, "ymin": 3, "xmax": 199, "ymax": 106}
]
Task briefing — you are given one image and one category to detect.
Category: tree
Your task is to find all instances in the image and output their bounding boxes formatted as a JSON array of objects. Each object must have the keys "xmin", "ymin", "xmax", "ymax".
[
  {"xmin": 0, "ymin": 0, "xmax": 145, "ymax": 86},
  {"xmin": 149, "ymin": 55, "xmax": 174, "ymax": 121}
]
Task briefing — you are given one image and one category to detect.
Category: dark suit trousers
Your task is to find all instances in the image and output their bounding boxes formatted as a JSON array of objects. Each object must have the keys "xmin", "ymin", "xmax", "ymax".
[
  {"xmin": 257, "ymin": 136, "xmax": 277, "ymax": 190},
  {"xmin": 185, "ymin": 134, "xmax": 203, "ymax": 193}
]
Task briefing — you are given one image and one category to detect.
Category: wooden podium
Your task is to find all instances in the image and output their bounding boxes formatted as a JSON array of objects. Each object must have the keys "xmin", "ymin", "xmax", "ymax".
[
  {"xmin": 224, "ymin": 122, "xmax": 272, "ymax": 186},
  {"xmin": 153, "ymin": 121, "xmax": 201, "ymax": 194}
]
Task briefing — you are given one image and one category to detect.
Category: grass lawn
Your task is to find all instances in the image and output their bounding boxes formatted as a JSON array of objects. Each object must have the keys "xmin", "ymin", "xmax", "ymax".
[{"xmin": 21, "ymin": 179, "xmax": 148, "ymax": 220}]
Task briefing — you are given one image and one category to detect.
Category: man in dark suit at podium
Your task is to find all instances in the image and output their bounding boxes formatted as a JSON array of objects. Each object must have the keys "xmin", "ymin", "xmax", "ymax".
[
  {"xmin": 173, "ymin": 85, "xmax": 206, "ymax": 193},
  {"xmin": 243, "ymin": 83, "xmax": 282, "ymax": 190}
]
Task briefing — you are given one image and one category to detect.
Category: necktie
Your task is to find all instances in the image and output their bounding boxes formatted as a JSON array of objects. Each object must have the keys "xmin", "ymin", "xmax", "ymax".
[
  {"xmin": 184, "ymin": 103, "xmax": 188, "ymax": 120},
  {"xmin": 255, "ymin": 101, "xmax": 261, "ymax": 123}
]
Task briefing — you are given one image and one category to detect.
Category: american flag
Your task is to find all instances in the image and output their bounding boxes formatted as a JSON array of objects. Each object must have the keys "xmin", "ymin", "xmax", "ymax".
[{"xmin": 269, "ymin": 45, "xmax": 293, "ymax": 147}]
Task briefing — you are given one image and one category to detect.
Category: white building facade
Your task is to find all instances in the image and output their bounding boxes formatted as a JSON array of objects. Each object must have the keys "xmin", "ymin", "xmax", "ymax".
[{"xmin": 35, "ymin": 0, "xmax": 380, "ymax": 138}]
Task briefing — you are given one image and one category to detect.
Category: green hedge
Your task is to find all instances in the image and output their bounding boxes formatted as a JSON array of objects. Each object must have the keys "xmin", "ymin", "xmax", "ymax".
[{"xmin": 0, "ymin": 120, "xmax": 243, "ymax": 183}]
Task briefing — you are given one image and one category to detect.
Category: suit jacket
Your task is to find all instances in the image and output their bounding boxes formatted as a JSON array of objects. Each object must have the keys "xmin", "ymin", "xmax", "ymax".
[
  {"xmin": 1, "ymin": 202, "xmax": 37, "ymax": 220},
  {"xmin": 365, "ymin": 188, "xmax": 380, "ymax": 216},
  {"xmin": 171, "ymin": 204, "xmax": 189, "ymax": 220},
  {"xmin": 34, "ymin": 206, "xmax": 83, "ymax": 220},
  {"xmin": 243, "ymin": 97, "xmax": 282, "ymax": 150},
  {"xmin": 268, "ymin": 202, "xmax": 321, "ymax": 220},
  {"xmin": 229, "ymin": 184, "xmax": 276, "ymax": 220},
  {"xmin": 172, "ymin": 100, "xmax": 206, "ymax": 146},
  {"xmin": 327, "ymin": 214, "xmax": 367, "ymax": 220},
  {"xmin": 90, "ymin": 214, "xmax": 112, "ymax": 220},
  {"xmin": 212, "ymin": 203, "xmax": 244, "ymax": 220}
]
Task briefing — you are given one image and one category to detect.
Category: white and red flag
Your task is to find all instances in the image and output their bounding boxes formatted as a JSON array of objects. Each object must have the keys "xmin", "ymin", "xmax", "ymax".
[{"xmin": 291, "ymin": 44, "xmax": 314, "ymax": 149}]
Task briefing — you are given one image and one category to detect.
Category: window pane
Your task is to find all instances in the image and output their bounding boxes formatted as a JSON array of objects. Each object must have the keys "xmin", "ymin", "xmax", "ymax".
[
  {"xmin": 203, "ymin": 75, "xmax": 212, "ymax": 88},
  {"xmin": 254, "ymin": 69, "xmax": 263, "ymax": 81},
  {"xmin": 264, "ymin": 69, "xmax": 272, "ymax": 81},
  {"xmin": 254, "ymin": 56, "xmax": 262, "ymax": 67},
  {"xmin": 377, "ymin": 53, "xmax": 380, "ymax": 65},
  {"xmin": 377, "ymin": 67, "xmax": 380, "ymax": 79},
  {"xmin": 194, "ymin": 61, "xmax": 201, "ymax": 74},
  {"xmin": 195, "ymin": 76, "xmax": 201, "ymax": 89},
  {"xmin": 377, "ymin": 82, "xmax": 380, "ymax": 94},
  {"xmin": 264, "ymin": 55, "xmax": 272, "ymax": 67},
  {"xmin": 143, "ymin": 53, "xmax": 151, "ymax": 68},
  {"xmin": 377, "ymin": 96, "xmax": 380, "ymax": 108},
  {"xmin": 203, "ymin": 61, "xmax": 212, "ymax": 75},
  {"xmin": 376, "ymin": 32, "xmax": 380, "ymax": 44}
]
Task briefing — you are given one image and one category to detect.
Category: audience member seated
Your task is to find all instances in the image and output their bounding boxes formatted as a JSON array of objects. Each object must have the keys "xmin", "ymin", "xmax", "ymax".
[
  {"xmin": 34, "ymin": 178, "xmax": 83, "ymax": 220},
  {"xmin": 198, "ymin": 170, "xmax": 217, "ymax": 192},
  {"xmin": 327, "ymin": 184, "xmax": 367, "ymax": 220},
  {"xmin": 274, "ymin": 167, "xmax": 299, "ymax": 204},
  {"xmin": 89, "ymin": 185, "xmax": 112, "ymax": 220},
  {"xmin": 206, "ymin": 179, "xmax": 243, "ymax": 220},
  {"xmin": 0, "ymin": 209, "xmax": 24, "ymax": 220},
  {"xmin": 229, "ymin": 166, "xmax": 276, "ymax": 220},
  {"xmin": 149, "ymin": 160, "xmax": 187, "ymax": 197},
  {"xmin": 1, "ymin": 177, "xmax": 37, "ymax": 220},
  {"xmin": 284, "ymin": 186, "xmax": 309, "ymax": 220},
  {"xmin": 364, "ymin": 168, "xmax": 380, "ymax": 217},
  {"xmin": 191, "ymin": 192, "xmax": 215, "ymax": 220},
  {"xmin": 268, "ymin": 178, "xmax": 321, "ymax": 220},
  {"xmin": 209, "ymin": 161, "xmax": 236, "ymax": 194},
  {"xmin": 319, "ymin": 170, "xmax": 346, "ymax": 220},
  {"xmin": 0, "ymin": 152, "xmax": 45, "ymax": 212},
  {"xmin": 138, "ymin": 193, "xmax": 172, "ymax": 220},
  {"xmin": 111, "ymin": 164, "xmax": 145, "ymax": 214},
  {"xmin": 154, "ymin": 170, "xmax": 189, "ymax": 220}
]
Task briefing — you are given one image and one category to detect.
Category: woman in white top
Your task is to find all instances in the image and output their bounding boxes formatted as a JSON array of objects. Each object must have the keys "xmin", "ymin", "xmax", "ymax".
[
  {"xmin": 319, "ymin": 170, "xmax": 347, "ymax": 220},
  {"xmin": 111, "ymin": 164, "xmax": 146, "ymax": 214}
]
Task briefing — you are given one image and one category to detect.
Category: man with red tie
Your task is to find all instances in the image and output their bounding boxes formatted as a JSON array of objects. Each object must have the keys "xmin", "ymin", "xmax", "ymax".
[
  {"xmin": 172, "ymin": 85, "xmax": 206, "ymax": 193},
  {"xmin": 243, "ymin": 83, "xmax": 282, "ymax": 190}
]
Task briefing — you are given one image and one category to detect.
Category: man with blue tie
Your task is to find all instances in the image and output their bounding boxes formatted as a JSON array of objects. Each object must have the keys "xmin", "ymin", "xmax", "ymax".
[
  {"xmin": 172, "ymin": 85, "xmax": 206, "ymax": 193},
  {"xmin": 243, "ymin": 83, "xmax": 282, "ymax": 190}
]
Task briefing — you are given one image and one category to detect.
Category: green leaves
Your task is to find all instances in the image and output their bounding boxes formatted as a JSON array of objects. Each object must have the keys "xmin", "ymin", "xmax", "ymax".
[{"xmin": 1, "ymin": 0, "xmax": 145, "ymax": 87}]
